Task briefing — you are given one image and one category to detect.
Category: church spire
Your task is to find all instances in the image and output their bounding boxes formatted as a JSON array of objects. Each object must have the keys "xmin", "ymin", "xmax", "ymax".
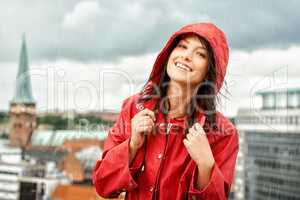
[{"xmin": 11, "ymin": 34, "xmax": 35, "ymax": 104}]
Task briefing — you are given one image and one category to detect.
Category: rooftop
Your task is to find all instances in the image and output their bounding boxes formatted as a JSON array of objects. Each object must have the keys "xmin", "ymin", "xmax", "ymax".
[
  {"xmin": 256, "ymin": 85, "xmax": 300, "ymax": 95},
  {"xmin": 52, "ymin": 184, "xmax": 123, "ymax": 200},
  {"xmin": 31, "ymin": 130, "xmax": 107, "ymax": 146}
]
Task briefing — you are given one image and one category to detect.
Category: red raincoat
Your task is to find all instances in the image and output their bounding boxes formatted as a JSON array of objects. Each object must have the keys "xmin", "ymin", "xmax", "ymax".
[{"xmin": 93, "ymin": 23, "xmax": 239, "ymax": 200}]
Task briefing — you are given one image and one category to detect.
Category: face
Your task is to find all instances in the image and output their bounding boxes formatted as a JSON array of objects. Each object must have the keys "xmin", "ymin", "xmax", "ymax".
[{"xmin": 166, "ymin": 34, "xmax": 209, "ymax": 87}]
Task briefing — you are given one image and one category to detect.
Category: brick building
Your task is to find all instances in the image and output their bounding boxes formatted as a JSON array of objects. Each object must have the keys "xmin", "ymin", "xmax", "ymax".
[{"xmin": 9, "ymin": 35, "xmax": 36, "ymax": 147}]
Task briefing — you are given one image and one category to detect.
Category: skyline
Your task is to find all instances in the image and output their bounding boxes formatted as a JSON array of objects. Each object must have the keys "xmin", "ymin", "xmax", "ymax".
[{"xmin": 1, "ymin": 0, "xmax": 300, "ymax": 116}]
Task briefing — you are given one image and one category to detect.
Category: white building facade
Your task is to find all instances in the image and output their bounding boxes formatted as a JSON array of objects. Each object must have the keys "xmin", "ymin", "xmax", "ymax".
[{"xmin": 235, "ymin": 87, "xmax": 300, "ymax": 200}]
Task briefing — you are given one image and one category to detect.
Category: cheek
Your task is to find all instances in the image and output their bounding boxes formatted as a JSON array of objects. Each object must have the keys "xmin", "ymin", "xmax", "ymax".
[
  {"xmin": 168, "ymin": 48, "xmax": 181, "ymax": 61},
  {"xmin": 166, "ymin": 57, "xmax": 172, "ymax": 70},
  {"xmin": 166, "ymin": 59, "xmax": 173, "ymax": 78},
  {"xmin": 166, "ymin": 52, "xmax": 176, "ymax": 70},
  {"xmin": 194, "ymin": 60, "xmax": 209, "ymax": 74}
]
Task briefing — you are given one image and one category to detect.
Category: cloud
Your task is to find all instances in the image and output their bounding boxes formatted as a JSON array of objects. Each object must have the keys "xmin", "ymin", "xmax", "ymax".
[
  {"xmin": 0, "ymin": 52, "xmax": 157, "ymax": 112},
  {"xmin": 62, "ymin": 1, "xmax": 100, "ymax": 29},
  {"xmin": 1, "ymin": 45, "xmax": 300, "ymax": 117},
  {"xmin": 1, "ymin": 1, "xmax": 300, "ymax": 116},
  {"xmin": 0, "ymin": 0, "xmax": 300, "ymax": 62},
  {"xmin": 219, "ymin": 45, "xmax": 300, "ymax": 116},
  {"xmin": 228, "ymin": 45, "xmax": 300, "ymax": 77}
]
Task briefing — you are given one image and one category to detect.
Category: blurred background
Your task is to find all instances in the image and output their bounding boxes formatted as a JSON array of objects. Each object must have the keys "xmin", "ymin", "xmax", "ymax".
[{"xmin": 0, "ymin": 0, "xmax": 300, "ymax": 199}]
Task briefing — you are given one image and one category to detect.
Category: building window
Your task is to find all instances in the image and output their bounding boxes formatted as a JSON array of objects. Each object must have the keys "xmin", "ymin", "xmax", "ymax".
[
  {"xmin": 275, "ymin": 92, "xmax": 287, "ymax": 108},
  {"xmin": 288, "ymin": 92, "xmax": 299, "ymax": 108},
  {"xmin": 263, "ymin": 93, "xmax": 275, "ymax": 109}
]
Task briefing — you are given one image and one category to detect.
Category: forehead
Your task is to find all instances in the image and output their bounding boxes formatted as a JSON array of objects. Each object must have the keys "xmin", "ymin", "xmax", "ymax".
[{"xmin": 180, "ymin": 33, "xmax": 206, "ymax": 48}]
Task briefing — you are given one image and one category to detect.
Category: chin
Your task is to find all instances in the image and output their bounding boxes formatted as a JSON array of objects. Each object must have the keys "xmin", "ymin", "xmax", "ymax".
[
  {"xmin": 170, "ymin": 76, "xmax": 205, "ymax": 88},
  {"xmin": 168, "ymin": 74, "xmax": 191, "ymax": 85}
]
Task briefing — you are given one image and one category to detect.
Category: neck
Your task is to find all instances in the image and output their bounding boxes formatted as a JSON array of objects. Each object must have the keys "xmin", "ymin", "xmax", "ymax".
[{"xmin": 166, "ymin": 81, "xmax": 197, "ymax": 119}]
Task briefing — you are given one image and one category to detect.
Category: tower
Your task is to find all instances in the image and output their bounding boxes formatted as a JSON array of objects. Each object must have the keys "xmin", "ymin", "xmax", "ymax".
[{"xmin": 9, "ymin": 35, "xmax": 36, "ymax": 147}]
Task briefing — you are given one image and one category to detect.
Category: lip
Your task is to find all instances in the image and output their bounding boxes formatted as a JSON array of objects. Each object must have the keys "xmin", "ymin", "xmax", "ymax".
[{"xmin": 174, "ymin": 61, "xmax": 193, "ymax": 72}]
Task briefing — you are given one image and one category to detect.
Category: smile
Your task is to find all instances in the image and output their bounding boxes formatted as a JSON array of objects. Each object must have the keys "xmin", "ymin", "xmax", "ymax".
[{"xmin": 175, "ymin": 62, "xmax": 192, "ymax": 72}]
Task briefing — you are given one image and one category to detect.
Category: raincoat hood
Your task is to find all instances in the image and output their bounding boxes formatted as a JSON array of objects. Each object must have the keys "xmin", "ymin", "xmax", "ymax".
[{"xmin": 144, "ymin": 22, "xmax": 229, "ymax": 95}]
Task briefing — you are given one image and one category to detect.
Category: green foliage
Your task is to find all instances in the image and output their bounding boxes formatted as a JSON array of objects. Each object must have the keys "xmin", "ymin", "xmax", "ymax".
[
  {"xmin": 0, "ymin": 112, "xmax": 8, "ymax": 123},
  {"xmin": 0, "ymin": 133, "xmax": 8, "ymax": 139},
  {"xmin": 74, "ymin": 115, "xmax": 113, "ymax": 126},
  {"xmin": 37, "ymin": 115, "xmax": 68, "ymax": 130},
  {"xmin": 37, "ymin": 114, "xmax": 113, "ymax": 130}
]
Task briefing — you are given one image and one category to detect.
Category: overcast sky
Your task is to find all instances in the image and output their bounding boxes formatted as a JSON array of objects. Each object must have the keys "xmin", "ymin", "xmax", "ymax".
[{"xmin": 1, "ymin": 0, "xmax": 300, "ymax": 116}]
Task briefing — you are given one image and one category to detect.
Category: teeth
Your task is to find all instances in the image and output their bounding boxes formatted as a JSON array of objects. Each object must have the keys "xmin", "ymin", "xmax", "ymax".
[{"xmin": 175, "ymin": 62, "xmax": 192, "ymax": 72}]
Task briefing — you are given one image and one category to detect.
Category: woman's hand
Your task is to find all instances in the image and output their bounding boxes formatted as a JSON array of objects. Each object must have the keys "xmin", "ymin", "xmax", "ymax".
[
  {"xmin": 183, "ymin": 122, "xmax": 215, "ymax": 188},
  {"xmin": 183, "ymin": 122, "xmax": 214, "ymax": 167},
  {"xmin": 183, "ymin": 123, "xmax": 214, "ymax": 167},
  {"xmin": 130, "ymin": 108, "xmax": 156, "ymax": 151}
]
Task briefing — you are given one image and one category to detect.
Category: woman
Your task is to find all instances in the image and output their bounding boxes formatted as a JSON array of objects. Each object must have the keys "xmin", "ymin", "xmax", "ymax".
[{"xmin": 93, "ymin": 23, "xmax": 239, "ymax": 200}]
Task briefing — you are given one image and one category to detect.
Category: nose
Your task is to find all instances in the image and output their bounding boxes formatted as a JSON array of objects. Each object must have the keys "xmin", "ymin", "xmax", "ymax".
[{"xmin": 182, "ymin": 50, "xmax": 192, "ymax": 62}]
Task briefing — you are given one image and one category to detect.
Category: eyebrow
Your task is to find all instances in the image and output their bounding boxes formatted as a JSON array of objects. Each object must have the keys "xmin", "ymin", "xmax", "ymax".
[{"xmin": 181, "ymin": 39, "xmax": 207, "ymax": 50}]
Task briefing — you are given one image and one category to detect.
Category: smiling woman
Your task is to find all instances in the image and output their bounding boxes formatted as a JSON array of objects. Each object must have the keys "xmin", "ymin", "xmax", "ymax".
[
  {"xmin": 93, "ymin": 23, "xmax": 239, "ymax": 200},
  {"xmin": 164, "ymin": 33, "xmax": 217, "ymax": 124}
]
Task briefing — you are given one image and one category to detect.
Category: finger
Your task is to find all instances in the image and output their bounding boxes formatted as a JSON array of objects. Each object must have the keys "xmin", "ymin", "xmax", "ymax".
[
  {"xmin": 137, "ymin": 118, "xmax": 155, "ymax": 136},
  {"xmin": 194, "ymin": 123, "xmax": 205, "ymax": 133},
  {"xmin": 191, "ymin": 123, "xmax": 197, "ymax": 131},
  {"xmin": 188, "ymin": 127, "xmax": 195, "ymax": 134},
  {"xmin": 188, "ymin": 127, "xmax": 198, "ymax": 136},
  {"xmin": 183, "ymin": 139, "xmax": 191, "ymax": 148},
  {"xmin": 138, "ymin": 120, "xmax": 154, "ymax": 129},
  {"xmin": 138, "ymin": 117, "xmax": 155, "ymax": 128},
  {"xmin": 186, "ymin": 132, "xmax": 193, "ymax": 141},
  {"xmin": 138, "ymin": 115, "xmax": 154, "ymax": 123},
  {"xmin": 189, "ymin": 128, "xmax": 203, "ymax": 139},
  {"xmin": 137, "ymin": 125, "xmax": 153, "ymax": 134},
  {"xmin": 191, "ymin": 129, "xmax": 200, "ymax": 137},
  {"xmin": 137, "ymin": 108, "xmax": 156, "ymax": 121},
  {"xmin": 144, "ymin": 126, "xmax": 153, "ymax": 134},
  {"xmin": 191, "ymin": 124, "xmax": 204, "ymax": 136}
]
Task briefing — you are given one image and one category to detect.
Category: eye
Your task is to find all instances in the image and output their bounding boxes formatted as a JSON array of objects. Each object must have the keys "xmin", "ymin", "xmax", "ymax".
[
  {"xmin": 196, "ymin": 52, "xmax": 206, "ymax": 58},
  {"xmin": 177, "ymin": 43, "xmax": 187, "ymax": 49}
]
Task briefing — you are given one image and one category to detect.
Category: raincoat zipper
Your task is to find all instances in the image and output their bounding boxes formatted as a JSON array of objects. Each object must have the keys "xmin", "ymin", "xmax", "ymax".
[{"xmin": 152, "ymin": 122, "xmax": 172, "ymax": 200}]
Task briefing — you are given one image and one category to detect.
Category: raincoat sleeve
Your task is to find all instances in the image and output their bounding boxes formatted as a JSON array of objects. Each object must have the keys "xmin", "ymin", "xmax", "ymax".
[
  {"xmin": 92, "ymin": 97, "xmax": 145, "ymax": 198},
  {"xmin": 188, "ymin": 128, "xmax": 239, "ymax": 200}
]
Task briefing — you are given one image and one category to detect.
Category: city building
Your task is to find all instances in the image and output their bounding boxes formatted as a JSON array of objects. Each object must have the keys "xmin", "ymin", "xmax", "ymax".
[
  {"xmin": 0, "ymin": 140, "xmax": 22, "ymax": 200},
  {"xmin": 9, "ymin": 35, "xmax": 36, "ymax": 147},
  {"xmin": 2, "ymin": 35, "xmax": 111, "ymax": 200},
  {"xmin": 0, "ymin": 139, "xmax": 70, "ymax": 200},
  {"xmin": 235, "ymin": 87, "xmax": 300, "ymax": 200}
]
